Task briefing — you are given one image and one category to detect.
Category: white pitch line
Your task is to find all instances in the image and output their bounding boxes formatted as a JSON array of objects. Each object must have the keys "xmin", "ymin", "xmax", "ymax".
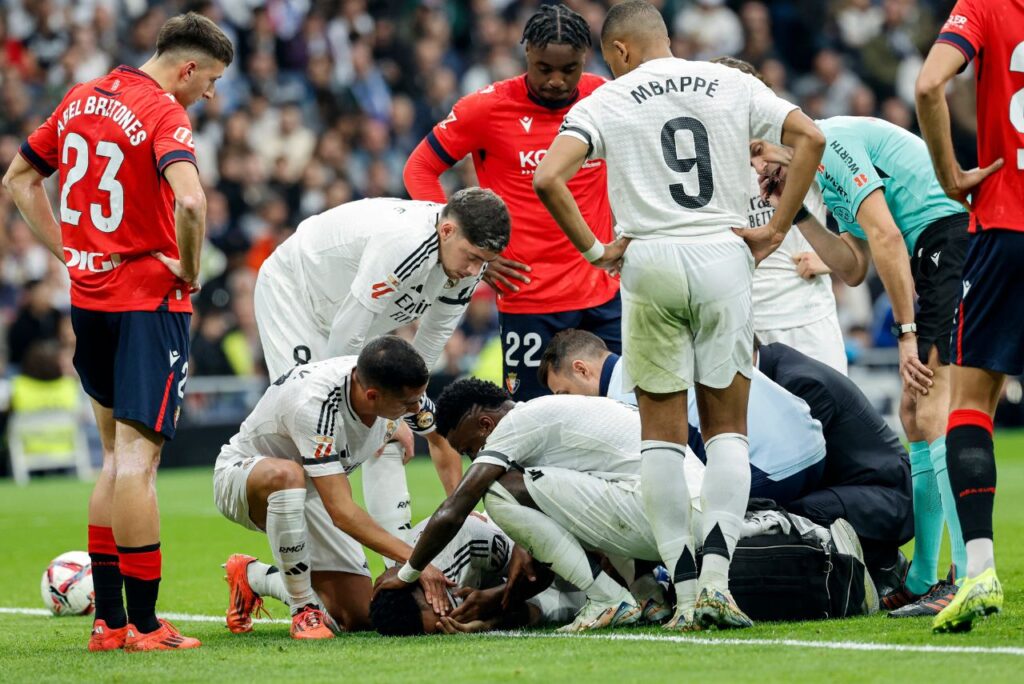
[{"xmin": 3, "ymin": 607, "xmax": 1022, "ymax": 657}]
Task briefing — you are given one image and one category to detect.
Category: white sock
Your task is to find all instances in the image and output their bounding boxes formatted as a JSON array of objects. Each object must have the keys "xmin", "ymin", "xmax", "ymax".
[
  {"xmin": 362, "ymin": 442, "xmax": 413, "ymax": 556},
  {"xmin": 966, "ymin": 538, "xmax": 996, "ymax": 578},
  {"xmin": 266, "ymin": 488, "xmax": 317, "ymax": 614},
  {"xmin": 246, "ymin": 560, "xmax": 290, "ymax": 606},
  {"xmin": 484, "ymin": 483, "xmax": 629, "ymax": 606},
  {"xmin": 700, "ymin": 433, "xmax": 751, "ymax": 593},
  {"xmin": 640, "ymin": 440, "xmax": 696, "ymax": 612}
]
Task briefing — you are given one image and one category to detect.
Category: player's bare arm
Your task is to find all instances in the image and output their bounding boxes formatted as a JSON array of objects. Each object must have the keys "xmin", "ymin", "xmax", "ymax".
[
  {"xmin": 854, "ymin": 190, "xmax": 934, "ymax": 395},
  {"xmin": 915, "ymin": 43, "xmax": 1004, "ymax": 205},
  {"xmin": 425, "ymin": 432, "xmax": 463, "ymax": 496},
  {"xmin": 740, "ymin": 111, "xmax": 825, "ymax": 264},
  {"xmin": 2, "ymin": 154, "xmax": 64, "ymax": 261},
  {"xmin": 154, "ymin": 160, "xmax": 206, "ymax": 288},
  {"xmin": 533, "ymin": 135, "xmax": 629, "ymax": 274},
  {"xmin": 374, "ymin": 462, "xmax": 505, "ymax": 612}
]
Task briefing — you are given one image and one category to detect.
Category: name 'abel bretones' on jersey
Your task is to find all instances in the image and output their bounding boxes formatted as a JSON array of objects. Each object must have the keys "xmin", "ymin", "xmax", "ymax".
[
  {"xmin": 20, "ymin": 65, "xmax": 198, "ymax": 312},
  {"xmin": 215, "ymin": 356, "xmax": 435, "ymax": 482},
  {"xmin": 256, "ymin": 199, "xmax": 480, "ymax": 379},
  {"xmin": 557, "ymin": 58, "xmax": 797, "ymax": 238}
]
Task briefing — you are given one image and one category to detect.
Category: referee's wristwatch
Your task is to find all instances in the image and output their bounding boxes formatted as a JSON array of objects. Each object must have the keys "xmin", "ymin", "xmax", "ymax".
[{"xmin": 891, "ymin": 321, "xmax": 917, "ymax": 338}]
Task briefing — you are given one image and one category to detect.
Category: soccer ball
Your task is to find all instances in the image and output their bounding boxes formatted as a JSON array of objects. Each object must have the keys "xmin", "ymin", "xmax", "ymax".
[{"xmin": 40, "ymin": 551, "xmax": 95, "ymax": 616}]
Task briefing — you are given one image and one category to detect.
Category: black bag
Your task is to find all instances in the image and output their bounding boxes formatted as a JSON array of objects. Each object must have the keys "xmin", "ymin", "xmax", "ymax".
[{"xmin": 727, "ymin": 501, "xmax": 868, "ymax": 622}]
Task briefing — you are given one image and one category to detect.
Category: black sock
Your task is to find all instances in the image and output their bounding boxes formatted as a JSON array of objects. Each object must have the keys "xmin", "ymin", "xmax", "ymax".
[
  {"xmin": 89, "ymin": 553, "xmax": 127, "ymax": 628},
  {"xmin": 118, "ymin": 543, "xmax": 162, "ymax": 634},
  {"xmin": 946, "ymin": 424, "xmax": 997, "ymax": 542}
]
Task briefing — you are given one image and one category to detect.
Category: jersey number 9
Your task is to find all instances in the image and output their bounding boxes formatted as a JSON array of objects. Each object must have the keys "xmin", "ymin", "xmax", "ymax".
[{"xmin": 660, "ymin": 117, "xmax": 714, "ymax": 208}]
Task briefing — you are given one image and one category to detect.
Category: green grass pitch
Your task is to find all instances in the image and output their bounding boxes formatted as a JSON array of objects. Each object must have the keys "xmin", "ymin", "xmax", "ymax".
[{"xmin": 3, "ymin": 434, "xmax": 1024, "ymax": 682}]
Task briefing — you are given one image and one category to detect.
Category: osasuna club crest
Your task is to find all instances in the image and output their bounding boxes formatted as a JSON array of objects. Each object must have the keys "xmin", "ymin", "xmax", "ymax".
[{"xmin": 505, "ymin": 372, "xmax": 520, "ymax": 395}]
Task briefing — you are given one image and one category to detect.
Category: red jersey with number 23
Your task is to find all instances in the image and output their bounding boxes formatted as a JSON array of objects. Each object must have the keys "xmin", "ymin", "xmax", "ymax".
[
  {"xmin": 424, "ymin": 74, "xmax": 616, "ymax": 315},
  {"xmin": 20, "ymin": 65, "xmax": 197, "ymax": 312},
  {"xmin": 936, "ymin": 0, "xmax": 1024, "ymax": 232}
]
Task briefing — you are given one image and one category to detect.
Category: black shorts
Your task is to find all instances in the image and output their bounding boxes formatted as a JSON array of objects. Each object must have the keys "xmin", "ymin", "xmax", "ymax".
[
  {"xmin": 910, "ymin": 213, "xmax": 968, "ymax": 365},
  {"xmin": 953, "ymin": 227, "xmax": 1024, "ymax": 376},
  {"xmin": 498, "ymin": 292, "xmax": 621, "ymax": 400},
  {"xmin": 71, "ymin": 307, "xmax": 191, "ymax": 440}
]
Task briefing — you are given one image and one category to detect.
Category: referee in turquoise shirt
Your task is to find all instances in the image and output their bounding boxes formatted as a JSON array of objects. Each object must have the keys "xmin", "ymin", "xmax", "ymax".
[{"xmin": 752, "ymin": 115, "xmax": 967, "ymax": 619}]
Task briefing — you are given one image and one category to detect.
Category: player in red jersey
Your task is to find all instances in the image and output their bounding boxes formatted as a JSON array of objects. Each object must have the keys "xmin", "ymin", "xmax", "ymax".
[
  {"xmin": 3, "ymin": 13, "xmax": 233, "ymax": 651},
  {"xmin": 915, "ymin": 0, "xmax": 1024, "ymax": 632},
  {"xmin": 403, "ymin": 4, "xmax": 626, "ymax": 400}
]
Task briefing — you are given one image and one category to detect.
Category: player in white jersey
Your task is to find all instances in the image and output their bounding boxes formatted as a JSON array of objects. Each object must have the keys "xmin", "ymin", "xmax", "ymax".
[
  {"xmin": 369, "ymin": 516, "xmax": 586, "ymax": 635},
  {"xmin": 255, "ymin": 188, "xmax": 511, "ymax": 547},
  {"xmin": 214, "ymin": 336, "xmax": 454, "ymax": 640},
  {"xmin": 373, "ymin": 379, "xmax": 678, "ymax": 630},
  {"xmin": 532, "ymin": 1, "xmax": 825, "ymax": 630}
]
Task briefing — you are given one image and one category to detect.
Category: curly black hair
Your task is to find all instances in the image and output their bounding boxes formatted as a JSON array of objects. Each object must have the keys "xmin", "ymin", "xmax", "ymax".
[
  {"xmin": 369, "ymin": 584, "xmax": 425, "ymax": 636},
  {"xmin": 520, "ymin": 3, "xmax": 591, "ymax": 51},
  {"xmin": 435, "ymin": 378, "xmax": 511, "ymax": 439}
]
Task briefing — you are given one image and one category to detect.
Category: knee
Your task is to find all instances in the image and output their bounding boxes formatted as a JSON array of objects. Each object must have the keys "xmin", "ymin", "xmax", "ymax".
[
  {"xmin": 115, "ymin": 450, "xmax": 160, "ymax": 480},
  {"xmin": 263, "ymin": 460, "xmax": 305, "ymax": 492}
]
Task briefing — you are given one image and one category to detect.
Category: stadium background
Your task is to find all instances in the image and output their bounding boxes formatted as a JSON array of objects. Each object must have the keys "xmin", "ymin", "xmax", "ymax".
[{"xmin": 0, "ymin": 0, "xmax": 1021, "ymax": 477}]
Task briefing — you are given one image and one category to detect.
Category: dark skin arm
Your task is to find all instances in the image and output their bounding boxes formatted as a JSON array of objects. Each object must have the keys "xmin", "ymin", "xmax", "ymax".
[{"xmin": 373, "ymin": 462, "xmax": 505, "ymax": 613}]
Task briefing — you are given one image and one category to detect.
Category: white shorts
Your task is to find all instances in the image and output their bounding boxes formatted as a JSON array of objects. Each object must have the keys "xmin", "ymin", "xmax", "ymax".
[
  {"xmin": 620, "ymin": 237, "xmax": 754, "ymax": 394},
  {"xmin": 254, "ymin": 266, "xmax": 327, "ymax": 380},
  {"xmin": 519, "ymin": 467, "xmax": 660, "ymax": 562},
  {"xmin": 213, "ymin": 455, "xmax": 370, "ymax": 576},
  {"xmin": 756, "ymin": 313, "xmax": 848, "ymax": 375}
]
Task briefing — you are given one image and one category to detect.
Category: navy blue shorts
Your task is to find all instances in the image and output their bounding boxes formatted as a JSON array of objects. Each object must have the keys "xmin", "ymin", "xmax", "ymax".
[
  {"xmin": 750, "ymin": 459, "xmax": 827, "ymax": 506},
  {"xmin": 498, "ymin": 292, "xmax": 622, "ymax": 400},
  {"xmin": 953, "ymin": 228, "xmax": 1024, "ymax": 376},
  {"xmin": 71, "ymin": 307, "xmax": 191, "ymax": 440}
]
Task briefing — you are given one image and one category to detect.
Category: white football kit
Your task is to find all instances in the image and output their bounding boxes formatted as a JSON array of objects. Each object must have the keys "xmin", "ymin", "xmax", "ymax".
[
  {"xmin": 255, "ymin": 197, "xmax": 480, "ymax": 380},
  {"xmin": 740, "ymin": 171, "xmax": 847, "ymax": 374},
  {"xmin": 559, "ymin": 58, "xmax": 798, "ymax": 392},
  {"xmin": 213, "ymin": 356, "xmax": 435, "ymax": 575}
]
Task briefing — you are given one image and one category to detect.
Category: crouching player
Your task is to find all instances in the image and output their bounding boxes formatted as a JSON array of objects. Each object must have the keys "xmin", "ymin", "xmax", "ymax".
[
  {"xmin": 370, "ymin": 516, "xmax": 585, "ymax": 635},
  {"xmin": 213, "ymin": 336, "xmax": 453, "ymax": 639}
]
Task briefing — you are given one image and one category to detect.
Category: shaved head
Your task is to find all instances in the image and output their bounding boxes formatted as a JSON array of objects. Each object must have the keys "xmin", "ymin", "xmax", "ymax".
[{"xmin": 600, "ymin": 0, "xmax": 668, "ymax": 45}]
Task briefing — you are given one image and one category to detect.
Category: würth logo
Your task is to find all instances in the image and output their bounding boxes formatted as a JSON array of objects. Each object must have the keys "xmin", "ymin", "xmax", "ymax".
[{"xmin": 371, "ymin": 282, "xmax": 394, "ymax": 299}]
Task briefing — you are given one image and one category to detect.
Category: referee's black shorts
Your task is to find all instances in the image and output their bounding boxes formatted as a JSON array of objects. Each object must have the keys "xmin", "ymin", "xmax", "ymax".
[{"xmin": 910, "ymin": 212, "xmax": 968, "ymax": 366}]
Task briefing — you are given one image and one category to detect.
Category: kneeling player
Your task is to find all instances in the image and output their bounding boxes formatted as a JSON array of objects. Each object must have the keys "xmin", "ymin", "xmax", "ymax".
[{"xmin": 213, "ymin": 336, "xmax": 452, "ymax": 639}]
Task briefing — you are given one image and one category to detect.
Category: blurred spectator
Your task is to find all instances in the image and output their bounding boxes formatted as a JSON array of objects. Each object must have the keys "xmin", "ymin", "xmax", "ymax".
[
  {"xmin": 794, "ymin": 48, "xmax": 865, "ymax": 119},
  {"xmin": 835, "ymin": 0, "xmax": 884, "ymax": 49},
  {"xmin": 674, "ymin": 0, "xmax": 743, "ymax": 61},
  {"xmin": 7, "ymin": 279, "xmax": 63, "ymax": 368}
]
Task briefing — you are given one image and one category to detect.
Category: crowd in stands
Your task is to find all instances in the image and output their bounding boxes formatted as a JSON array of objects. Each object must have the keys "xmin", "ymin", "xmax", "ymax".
[{"xmin": 0, "ymin": 0, "xmax": 978, "ymax": 394}]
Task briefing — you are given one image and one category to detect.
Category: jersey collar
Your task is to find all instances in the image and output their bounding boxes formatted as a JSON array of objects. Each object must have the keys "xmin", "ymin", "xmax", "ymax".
[
  {"xmin": 599, "ymin": 353, "xmax": 619, "ymax": 398},
  {"xmin": 522, "ymin": 75, "xmax": 580, "ymax": 111},
  {"xmin": 116, "ymin": 64, "xmax": 160, "ymax": 86}
]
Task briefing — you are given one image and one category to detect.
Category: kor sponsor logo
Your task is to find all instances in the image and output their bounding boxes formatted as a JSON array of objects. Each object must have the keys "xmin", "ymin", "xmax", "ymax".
[
  {"xmin": 64, "ymin": 248, "xmax": 122, "ymax": 273},
  {"xmin": 519, "ymin": 148, "xmax": 600, "ymax": 174}
]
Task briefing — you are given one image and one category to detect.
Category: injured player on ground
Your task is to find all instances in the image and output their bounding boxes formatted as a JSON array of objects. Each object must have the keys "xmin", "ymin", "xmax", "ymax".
[{"xmin": 374, "ymin": 379, "xmax": 878, "ymax": 632}]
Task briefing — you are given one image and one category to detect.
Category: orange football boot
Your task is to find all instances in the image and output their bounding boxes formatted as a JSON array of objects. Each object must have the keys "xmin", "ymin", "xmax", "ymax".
[
  {"xmin": 88, "ymin": 619, "xmax": 129, "ymax": 652},
  {"xmin": 290, "ymin": 605, "xmax": 334, "ymax": 640},
  {"xmin": 224, "ymin": 553, "xmax": 268, "ymax": 633},
  {"xmin": 124, "ymin": 619, "xmax": 201, "ymax": 651}
]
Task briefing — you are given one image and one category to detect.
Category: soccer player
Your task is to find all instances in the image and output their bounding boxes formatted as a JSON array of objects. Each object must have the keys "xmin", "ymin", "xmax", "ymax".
[
  {"xmin": 916, "ymin": 0, "xmax": 1024, "ymax": 633},
  {"xmin": 538, "ymin": 329, "xmax": 913, "ymax": 589},
  {"xmin": 215, "ymin": 336, "xmax": 452, "ymax": 639},
  {"xmin": 403, "ymin": 3, "xmax": 623, "ymax": 401},
  {"xmin": 370, "ymin": 516, "xmax": 585, "ymax": 635},
  {"xmin": 3, "ymin": 13, "xmax": 232, "ymax": 652},
  {"xmin": 712, "ymin": 57, "xmax": 846, "ymax": 374},
  {"xmin": 253, "ymin": 190, "xmax": 509, "ymax": 543},
  {"xmin": 533, "ymin": 0, "xmax": 824, "ymax": 629},
  {"xmin": 752, "ymin": 116, "xmax": 971, "ymax": 616}
]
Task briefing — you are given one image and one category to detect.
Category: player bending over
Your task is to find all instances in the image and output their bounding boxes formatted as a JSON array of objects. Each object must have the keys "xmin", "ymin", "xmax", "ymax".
[
  {"xmin": 533, "ymin": 0, "xmax": 824, "ymax": 630},
  {"xmin": 4, "ymin": 12, "xmax": 232, "ymax": 652},
  {"xmin": 404, "ymin": 3, "xmax": 623, "ymax": 401},
  {"xmin": 751, "ymin": 113, "xmax": 970, "ymax": 618},
  {"xmin": 370, "ymin": 516, "xmax": 585, "ymax": 635},
  {"xmin": 213, "ymin": 336, "xmax": 452, "ymax": 640},
  {"xmin": 254, "ymin": 189, "xmax": 509, "ymax": 546},
  {"xmin": 916, "ymin": 0, "xmax": 1024, "ymax": 633}
]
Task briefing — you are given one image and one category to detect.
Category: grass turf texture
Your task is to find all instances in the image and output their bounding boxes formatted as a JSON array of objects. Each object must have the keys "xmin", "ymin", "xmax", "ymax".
[{"xmin": 2, "ymin": 435, "xmax": 1024, "ymax": 682}]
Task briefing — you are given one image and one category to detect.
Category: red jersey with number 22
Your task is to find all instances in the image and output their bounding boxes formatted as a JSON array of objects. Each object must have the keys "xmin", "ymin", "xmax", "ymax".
[
  {"xmin": 936, "ymin": 0, "xmax": 1024, "ymax": 232},
  {"xmin": 425, "ymin": 74, "xmax": 616, "ymax": 315},
  {"xmin": 20, "ymin": 65, "xmax": 197, "ymax": 312}
]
